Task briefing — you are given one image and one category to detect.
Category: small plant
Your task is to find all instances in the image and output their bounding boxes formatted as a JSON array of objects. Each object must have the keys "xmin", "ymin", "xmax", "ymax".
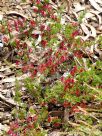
[{"xmin": 1, "ymin": 0, "xmax": 102, "ymax": 136}]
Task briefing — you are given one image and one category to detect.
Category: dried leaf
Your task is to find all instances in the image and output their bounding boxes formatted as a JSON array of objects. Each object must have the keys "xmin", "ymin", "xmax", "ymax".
[
  {"xmin": 89, "ymin": 0, "xmax": 102, "ymax": 12},
  {"xmin": 85, "ymin": 23, "xmax": 96, "ymax": 37},
  {"xmin": 65, "ymin": 14, "xmax": 72, "ymax": 21},
  {"xmin": 73, "ymin": 2, "xmax": 85, "ymax": 12},
  {"xmin": 78, "ymin": 35, "xmax": 90, "ymax": 41},
  {"xmin": 80, "ymin": 24, "xmax": 91, "ymax": 36},
  {"xmin": 48, "ymin": 131, "xmax": 60, "ymax": 136},
  {"xmin": 0, "ymin": 93, "xmax": 18, "ymax": 107},
  {"xmin": 0, "ymin": 14, "xmax": 3, "ymax": 21},
  {"xmin": 0, "ymin": 123, "xmax": 9, "ymax": 132},
  {"xmin": 2, "ymin": 73, "xmax": 28, "ymax": 83},
  {"xmin": 0, "ymin": 43, "xmax": 3, "ymax": 48},
  {"xmin": 35, "ymin": 35, "xmax": 42, "ymax": 46},
  {"xmin": 85, "ymin": 12, "xmax": 95, "ymax": 19},
  {"xmin": 94, "ymin": 44, "xmax": 102, "ymax": 59},
  {"xmin": 72, "ymin": 11, "xmax": 78, "ymax": 19},
  {"xmin": 2, "ymin": 77, "xmax": 16, "ymax": 83},
  {"xmin": 96, "ymin": 0, "xmax": 102, "ymax": 5},
  {"xmin": 6, "ymin": 11, "xmax": 29, "ymax": 20},
  {"xmin": 0, "ymin": 73, "xmax": 5, "ymax": 78},
  {"xmin": 90, "ymin": 11, "xmax": 102, "ymax": 25}
]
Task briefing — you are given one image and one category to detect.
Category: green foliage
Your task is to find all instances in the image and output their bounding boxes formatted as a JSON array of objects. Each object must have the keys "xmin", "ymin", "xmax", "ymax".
[
  {"xmin": 98, "ymin": 35, "xmax": 102, "ymax": 47},
  {"xmin": 45, "ymin": 81, "xmax": 64, "ymax": 102},
  {"xmin": 76, "ymin": 67, "xmax": 102, "ymax": 86},
  {"xmin": 24, "ymin": 77, "xmax": 42, "ymax": 102},
  {"xmin": 51, "ymin": 23, "xmax": 62, "ymax": 35},
  {"xmin": 64, "ymin": 24, "xmax": 75, "ymax": 38},
  {"xmin": 14, "ymin": 80, "xmax": 22, "ymax": 103},
  {"xmin": 78, "ymin": 10, "xmax": 86, "ymax": 23}
]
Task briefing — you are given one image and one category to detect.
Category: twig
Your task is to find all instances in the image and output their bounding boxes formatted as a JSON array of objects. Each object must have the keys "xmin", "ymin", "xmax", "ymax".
[
  {"xmin": 74, "ymin": 56, "xmax": 82, "ymax": 66},
  {"xmin": 77, "ymin": 120, "xmax": 92, "ymax": 128},
  {"xmin": 86, "ymin": 108, "xmax": 102, "ymax": 113},
  {"xmin": 84, "ymin": 83, "xmax": 102, "ymax": 95},
  {"xmin": 78, "ymin": 106, "xmax": 99, "ymax": 122},
  {"xmin": 67, "ymin": 120, "xmax": 79, "ymax": 127}
]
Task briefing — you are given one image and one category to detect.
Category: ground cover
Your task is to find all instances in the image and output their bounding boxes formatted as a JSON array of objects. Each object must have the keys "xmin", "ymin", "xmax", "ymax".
[{"xmin": 0, "ymin": 0, "xmax": 102, "ymax": 136}]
